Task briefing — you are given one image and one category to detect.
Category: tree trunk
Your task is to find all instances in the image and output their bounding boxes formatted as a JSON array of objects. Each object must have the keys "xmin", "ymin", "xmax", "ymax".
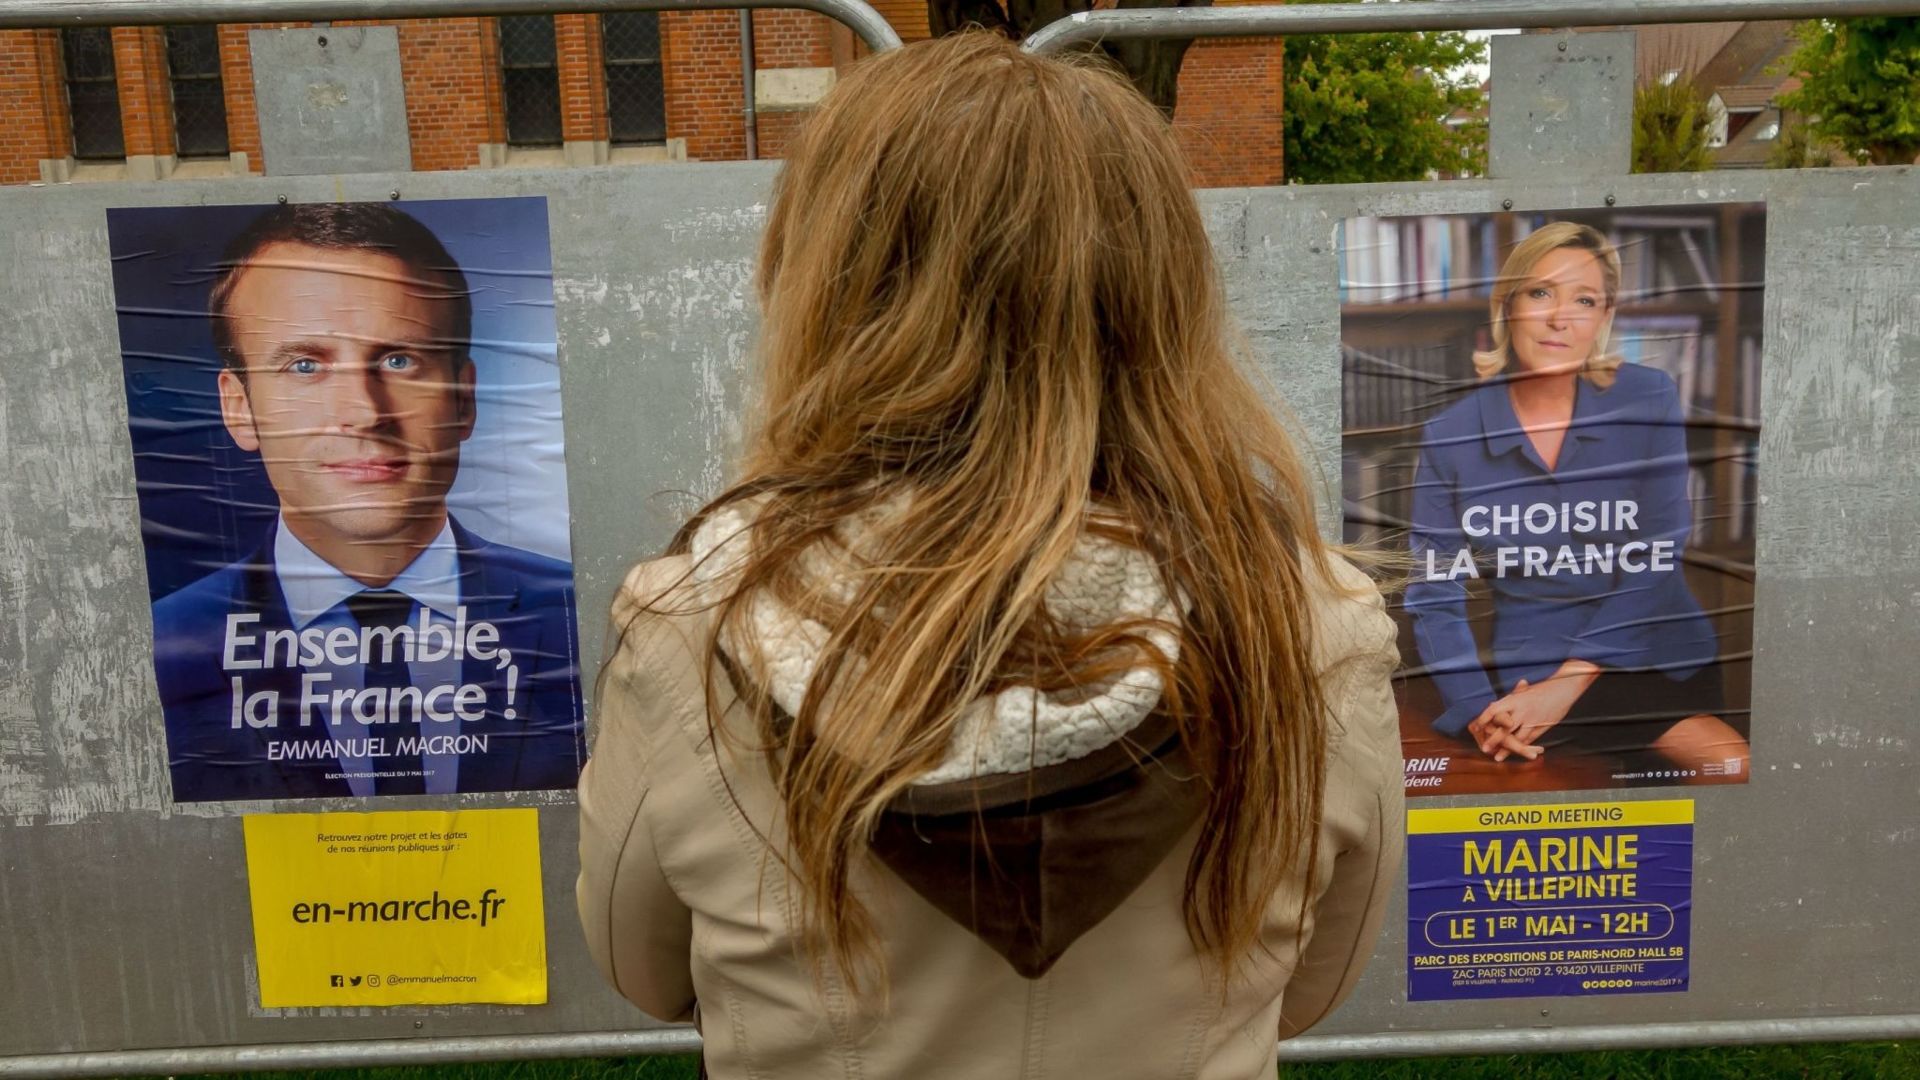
[
  {"xmin": 928, "ymin": 0, "xmax": 1012, "ymax": 39},
  {"xmin": 924, "ymin": 0, "xmax": 1213, "ymax": 115},
  {"xmin": 1101, "ymin": 0, "xmax": 1210, "ymax": 116}
]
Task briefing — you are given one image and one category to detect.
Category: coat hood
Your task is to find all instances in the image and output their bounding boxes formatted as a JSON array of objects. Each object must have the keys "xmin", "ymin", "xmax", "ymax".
[{"xmin": 688, "ymin": 498, "xmax": 1205, "ymax": 978}]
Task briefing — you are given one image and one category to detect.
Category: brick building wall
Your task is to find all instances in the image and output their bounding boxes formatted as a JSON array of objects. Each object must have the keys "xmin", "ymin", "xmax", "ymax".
[
  {"xmin": 112, "ymin": 26, "xmax": 177, "ymax": 173},
  {"xmin": 752, "ymin": 11, "xmax": 836, "ymax": 159},
  {"xmin": 661, "ymin": 11, "xmax": 748, "ymax": 162},
  {"xmin": 395, "ymin": 19, "xmax": 504, "ymax": 171},
  {"xmin": 557, "ymin": 14, "xmax": 609, "ymax": 147},
  {"xmin": 0, "ymin": 9, "xmax": 1284, "ymax": 187},
  {"xmin": 216, "ymin": 24, "xmax": 273, "ymax": 172},
  {"xmin": 1173, "ymin": 37, "xmax": 1288, "ymax": 187},
  {"xmin": 0, "ymin": 30, "xmax": 67, "ymax": 184}
]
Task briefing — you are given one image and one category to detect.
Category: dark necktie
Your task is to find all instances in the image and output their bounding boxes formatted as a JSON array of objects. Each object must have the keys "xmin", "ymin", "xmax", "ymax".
[{"xmin": 344, "ymin": 589, "xmax": 424, "ymax": 795}]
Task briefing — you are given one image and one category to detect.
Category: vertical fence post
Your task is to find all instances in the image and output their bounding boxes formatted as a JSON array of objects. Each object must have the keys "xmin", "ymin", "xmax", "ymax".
[{"xmin": 1488, "ymin": 30, "xmax": 1636, "ymax": 181}]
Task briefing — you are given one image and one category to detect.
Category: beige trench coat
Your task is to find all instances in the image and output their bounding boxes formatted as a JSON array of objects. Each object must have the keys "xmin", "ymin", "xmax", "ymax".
[{"xmin": 577, "ymin": 553, "xmax": 1404, "ymax": 1079}]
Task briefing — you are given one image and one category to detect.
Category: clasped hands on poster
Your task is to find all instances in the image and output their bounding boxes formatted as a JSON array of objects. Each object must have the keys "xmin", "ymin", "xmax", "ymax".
[{"xmin": 1465, "ymin": 661, "xmax": 1603, "ymax": 763}]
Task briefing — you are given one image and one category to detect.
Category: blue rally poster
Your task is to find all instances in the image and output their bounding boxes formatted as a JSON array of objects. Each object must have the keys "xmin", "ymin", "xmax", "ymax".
[
  {"xmin": 1339, "ymin": 205, "xmax": 1763, "ymax": 797},
  {"xmin": 1407, "ymin": 800, "xmax": 1694, "ymax": 1002},
  {"xmin": 108, "ymin": 198, "xmax": 584, "ymax": 802}
]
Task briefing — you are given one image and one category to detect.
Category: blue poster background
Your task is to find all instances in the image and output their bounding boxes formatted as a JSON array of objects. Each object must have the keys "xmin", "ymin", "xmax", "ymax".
[
  {"xmin": 1407, "ymin": 803, "xmax": 1693, "ymax": 1001},
  {"xmin": 109, "ymin": 197, "xmax": 570, "ymax": 599}
]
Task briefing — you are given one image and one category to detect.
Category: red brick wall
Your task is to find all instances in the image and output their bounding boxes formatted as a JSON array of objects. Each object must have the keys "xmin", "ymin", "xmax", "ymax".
[
  {"xmin": 112, "ymin": 26, "xmax": 176, "ymax": 161},
  {"xmin": 557, "ymin": 14, "xmax": 609, "ymax": 144},
  {"xmin": 392, "ymin": 19, "xmax": 499, "ymax": 171},
  {"xmin": 751, "ymin": 11, "xmax": 835, "ymax": 158},
  {"xmin": 33, "ymin": 30, "xmax": 71, "ymax": 165},
  {"xmin": 478, "ymin": 19, "xmax": 508, "ymax": 146},
  {"xmin": 1172, "ymin": 37, "xmax": 1287, "ymax": 188},
  {"xmin": 656, "ymin": 8, "xmax": 1283, "ymax": 186},
  {"xmin": 662, "ymin": 12, "xmax": 748, "ymax": 161},
  {"xmin": 1, "ymin": 13, "xmax": 1284, "ymax": 187},
  {"xmin": 219, "ymin": 23, "xmax": 306, "ymax": 173},
  {"xmin": 755, "ymin": 10, "xmax": 836, "ymax": 68},
  {"xmin": 222, "ymin": 16, "xmax": 506, "ymax": 172},
  {"xmin": 659, "ymin": 10, "xmax": 836, "ymax": 161},
  {"xmin": 0, "ymin": 30, "xmax": 67, "ymax": 183},
  {"xmin": 754, "ymin": 111, "xmax": 809, "ymax": 160}
]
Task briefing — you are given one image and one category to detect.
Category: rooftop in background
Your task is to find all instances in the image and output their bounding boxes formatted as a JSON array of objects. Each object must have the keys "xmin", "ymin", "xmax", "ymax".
[{"xmin": 1535, "ymin": 21, "xmax": 1818, "ymax": 170}]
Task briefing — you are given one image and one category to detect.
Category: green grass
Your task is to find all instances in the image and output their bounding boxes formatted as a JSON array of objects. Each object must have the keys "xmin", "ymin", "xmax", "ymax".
[
  {"xmin": 177, "ymin": 1042, "xmax": 1919, "ymax": 1080},
  {"xmin": 1279, "ymin": 1042, "xmax": 1919, "ymax": 1078}
]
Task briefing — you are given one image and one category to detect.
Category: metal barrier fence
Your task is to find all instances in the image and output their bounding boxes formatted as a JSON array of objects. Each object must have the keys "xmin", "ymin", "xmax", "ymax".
[
  {"xmin": 0, "ymin": 0, "xmax": 902, "ymax": 51},
  {"xmin": 2, "ymin": 0, "xmax": 1918, "ymax": 1075},
  {"xmin": 1022, "ymin": 0, "xmax": 1920, "ymax": 53}
]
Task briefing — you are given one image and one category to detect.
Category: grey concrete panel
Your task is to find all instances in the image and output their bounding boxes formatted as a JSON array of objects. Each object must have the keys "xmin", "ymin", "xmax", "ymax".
[
  {"xmin": 251, "ymin": 28, "xmax": 412, "ymax": 176},
  {"xmin": 2, "ymin": 163, "xmax": 1918, "ymax": 1059},
  {"xmin": 1490, "ymin": 31, "xmax": 1635, "ymax": 181}
]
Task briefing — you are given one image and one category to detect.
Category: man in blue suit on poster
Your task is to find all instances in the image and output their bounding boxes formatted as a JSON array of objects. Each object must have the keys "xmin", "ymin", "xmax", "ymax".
[{"xmin": 151, "ymin": 203, "xmax": 583, "ymax": 802}]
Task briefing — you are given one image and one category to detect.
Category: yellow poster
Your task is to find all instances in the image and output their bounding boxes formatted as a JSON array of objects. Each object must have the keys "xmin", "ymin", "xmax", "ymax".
[{"xmin": 243, "ymin": 808, "xmax": 546, "ymax": 1006}]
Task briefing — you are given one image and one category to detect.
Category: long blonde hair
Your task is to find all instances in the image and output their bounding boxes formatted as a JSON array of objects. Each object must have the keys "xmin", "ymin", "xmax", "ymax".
[
  {"xmin": 1472, "ymin": 221, "xmax": 1624, "ymax": 388},
  {"xmin": 656, "ymin": 33, "xmax": 1335, "ymax": 992}
]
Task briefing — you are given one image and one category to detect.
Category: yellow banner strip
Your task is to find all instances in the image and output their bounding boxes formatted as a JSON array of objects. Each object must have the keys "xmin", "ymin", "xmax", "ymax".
[{"xmin": 1409, "ymin": 799, "xmax": 1693, "ymax": 835}]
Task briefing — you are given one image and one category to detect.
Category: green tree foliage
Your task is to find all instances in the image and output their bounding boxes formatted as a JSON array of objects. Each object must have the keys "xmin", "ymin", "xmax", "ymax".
[
  {"xmin": 1631, "ymin": 79, "xmax": 1714, "ymax": 174},
  {"xmin": 1766, "ymin": 120, "xmax": 1847, "ymax": 169},
  {"xmin": 1281, "ymin": 4, "xmax": 1486, "ymax": 185},
  {"xmin": 1775, "ymin": 17, "xmax": 1920, "ymax": 166}
]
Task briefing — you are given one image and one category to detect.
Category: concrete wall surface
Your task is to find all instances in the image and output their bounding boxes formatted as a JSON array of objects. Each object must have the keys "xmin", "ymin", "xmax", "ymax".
[{"xmin": 1, "ymin": 162, "xmax": 1916, "ymax": 1061}]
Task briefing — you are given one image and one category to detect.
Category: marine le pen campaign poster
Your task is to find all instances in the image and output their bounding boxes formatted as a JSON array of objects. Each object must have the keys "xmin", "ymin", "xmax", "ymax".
[
  {"xmin": 1339, "ymin": 204, "xmax": 1763, "ymax": 798},
  {"xmin": 1407, "ymin": 800, "xmax": 1694, "ymax": 1002}
]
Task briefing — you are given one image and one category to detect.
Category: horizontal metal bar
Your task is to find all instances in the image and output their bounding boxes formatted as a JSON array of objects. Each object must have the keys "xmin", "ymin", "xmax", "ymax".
[
  {"xmin": 0, "ymin": 1029, "xmax": 702, "ymax": 1080},
  {"xmin": 0, "ymin": 0, "xmax": 902, "ymax": 53},
  {"xmin": 1276, "ymin": 1012, "xmax": 1920, "ymax": 1062},
  {"xmin": 1025, "ymin": 0, "xmax": 1920, "ymax": 54},
  {"xmin": 5, "ymin": 1012, "xmax": 1920, "ymax": 1077}
]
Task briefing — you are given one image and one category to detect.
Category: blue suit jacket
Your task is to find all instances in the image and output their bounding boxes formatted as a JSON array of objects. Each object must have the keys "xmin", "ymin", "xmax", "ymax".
[
  {"xmin": 152, "ymin": 518, "xmax": 584, "ymax": 801},
  {"xmin": 1405, "ymin": 363, "xmax": 1719, "ymax": 738}
]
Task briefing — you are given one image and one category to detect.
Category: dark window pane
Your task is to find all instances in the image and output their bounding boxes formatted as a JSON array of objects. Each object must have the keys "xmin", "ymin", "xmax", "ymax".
[
  {"xmin": 62, "ymin": 28, "xmax": 125, "ymax": 160},
  {"xmin": 172, "ymin": 79, "xmax": 229, "ymax": 157},
  {"xmin": 504, "ymin": 69, "xmax": 563, "ymax": 146},
  {"xmin": 602, "ymin": 12, "xmax": 661, "ymax": 62},
  {"xmin": 164, "ymin": 24, "xmax": 220, "ymax": 77},
  {"xmin": 499, "ymin": 16, "xmax": 562, "ymax": 146},
  {"xmin": 606, "ymin": 65, "xmax": 666, "ymax": 144},
  {"xmin": 62, "ymin": 27, "xmax": 117, "ymax": 80},
  {"xmin": 166, "ymin": 25, "xmax": 228, "ymax": 157},
  {"xmin": 499, "ymin": 15, "xmax": 558, "ymax": 67},
  {"xmin": 603, "ymin": 13, "xmax": 665, "ymax": 145}
]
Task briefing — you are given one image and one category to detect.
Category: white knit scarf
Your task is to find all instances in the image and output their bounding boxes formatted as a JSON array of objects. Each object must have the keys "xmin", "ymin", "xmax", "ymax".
[{"xmin": 689, "ymin": 497, "xmax": 1182, "ymax": 784}]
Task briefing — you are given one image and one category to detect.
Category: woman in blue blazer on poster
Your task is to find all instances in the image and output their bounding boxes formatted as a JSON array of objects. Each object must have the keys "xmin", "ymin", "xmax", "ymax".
[{"xmin": 1406, "ymin": 221, "xmax": 1751, "ymax": 776}]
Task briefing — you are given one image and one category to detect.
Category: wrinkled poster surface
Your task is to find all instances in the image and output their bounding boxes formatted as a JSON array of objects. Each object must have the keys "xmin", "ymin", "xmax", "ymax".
[
  {"xmin": 110, "ymin": 198, "xmax": 583, "ymax": 802},
  {"xmin": 1339, "ymin": 205, "xmax": 1761, "ymax": 796}
]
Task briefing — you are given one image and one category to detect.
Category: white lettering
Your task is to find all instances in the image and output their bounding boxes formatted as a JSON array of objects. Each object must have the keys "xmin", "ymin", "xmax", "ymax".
[
  {"xmin": 300, "ymin": 672, "xmax": 332, "ymax": 728},
  {"xmin": 224, "ymin": 613, "xmax": 262, "ymax": 671},
  {"xmin": 1461, "ymin": 505, "xmax": 1490, "ymax": 537},
  {"xmin": 325, "ymin": 626, "xmax": 359, "ymax": 667}
]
